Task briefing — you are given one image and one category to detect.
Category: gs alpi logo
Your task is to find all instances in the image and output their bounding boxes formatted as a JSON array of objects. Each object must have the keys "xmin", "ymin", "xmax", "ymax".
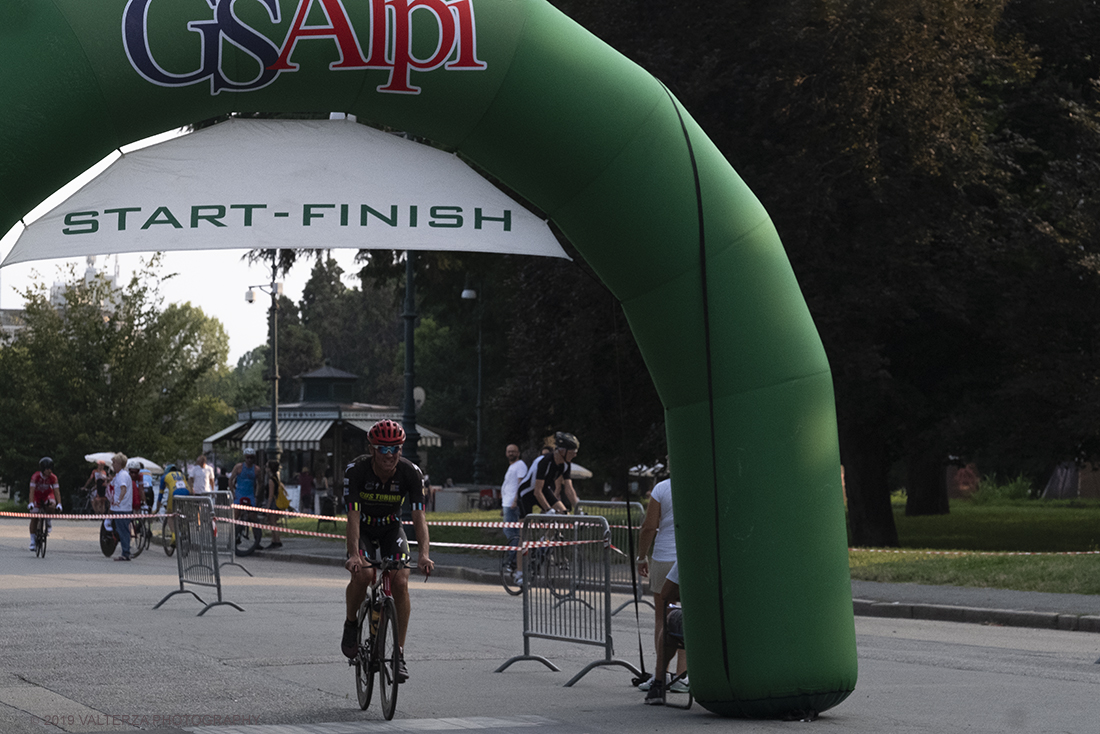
[{"xmin": 123, "ymin": 0, "xmax": 487, "ymax": 95}]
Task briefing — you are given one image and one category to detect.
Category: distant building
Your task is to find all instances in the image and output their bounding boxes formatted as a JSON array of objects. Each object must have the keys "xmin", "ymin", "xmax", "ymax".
[
  {"xmin": 0, "ymin": 308, "xmax": 25, "ymax": 340},
  {"xmin": 202, "ymin": 362, "xmax": 443, "ymax": 505}
]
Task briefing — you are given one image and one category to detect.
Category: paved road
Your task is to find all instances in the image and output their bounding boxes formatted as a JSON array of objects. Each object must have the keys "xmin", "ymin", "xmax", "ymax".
[{"xmin": 2, "ymin": 519, "xmax": 1099, "ymax": 734}]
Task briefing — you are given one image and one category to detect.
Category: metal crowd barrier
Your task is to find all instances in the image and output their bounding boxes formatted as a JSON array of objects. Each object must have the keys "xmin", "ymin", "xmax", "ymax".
[
  {"xmin": 153, "ymin": 496, "xmax": 243, "ymax": 616},
  {"xmin": 496, "ymin": 514, "xmax": 643, "ymax": 686},
  {"xmin": 576, "ymin": 499, "xmax": 653, "ymax": 615},
  {"xmin": 209, "ymin": 490, "xmax": 252, "ymax": 576}
]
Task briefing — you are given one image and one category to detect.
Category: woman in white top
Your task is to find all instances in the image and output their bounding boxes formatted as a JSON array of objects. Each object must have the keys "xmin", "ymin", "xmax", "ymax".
[{"xmin": 636, "ymin": 478, "xmax": 687, "ymax": 689}]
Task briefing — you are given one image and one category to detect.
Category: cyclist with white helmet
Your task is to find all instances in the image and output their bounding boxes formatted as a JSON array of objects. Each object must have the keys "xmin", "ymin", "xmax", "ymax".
[{"xmin": 340, "ymin": 419, "xmax": 434, "ymax": 683}]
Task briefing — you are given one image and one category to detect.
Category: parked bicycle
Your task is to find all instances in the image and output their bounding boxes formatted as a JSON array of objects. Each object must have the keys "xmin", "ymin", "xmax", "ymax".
[
  {"xmin": 352, "ymin": 554, "xmax": 407, "ymax": 720},
  {"xmin": 73, "ymin": 486, "xmax": 98, "ymax": 515},
  {"xmin": 31, "ymin": 504, "xmax": 57, "ymax": 558},
  {"xmin": 233, "ymin": 497, "xmax": 263, "ymax": 556}
]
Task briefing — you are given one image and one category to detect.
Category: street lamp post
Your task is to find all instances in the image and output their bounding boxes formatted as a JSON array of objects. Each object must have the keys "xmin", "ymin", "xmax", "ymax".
[
  {"xmin": 246, "ymin": 250, "xmax": 283, "ymax": 464},
  {"xmin": 401, "ymin": 251, "xmax": 422, "ymax": 467},
  {"xmin": 461, "ymin": 281, "xmax": 485, "ymax": 485}
]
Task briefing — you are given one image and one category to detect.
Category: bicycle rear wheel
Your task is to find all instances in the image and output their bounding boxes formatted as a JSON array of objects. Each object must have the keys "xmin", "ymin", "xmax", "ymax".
[
  {"xmin": 162, "ymin": 517, "xmax": 176, "ymax": 557},
  {"xmin": 355, "ymin": 599, "xmax": 375, "ymax": 710},
  {"xmin": 235, "ymin": 521, "xmax": 262, "ymax": 556},
  {"xmin": 99, "ymin": 522, "xmax": 117, "ymax": 557},
  {"xmin": 377, "ymin": 596, "xmax": 400, "ymax": 720}
]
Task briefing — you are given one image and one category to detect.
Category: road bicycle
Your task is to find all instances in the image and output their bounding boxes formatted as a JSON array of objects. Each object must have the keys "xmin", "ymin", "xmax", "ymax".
[
  {"xmin": 161, "ymin": 514, "xmax": 176, "ymax": 556},
  {"xmin": 233, "ymin": 497, "xmax": 263, "ymax": 556},
  {"xmin": 155, "ymin": 500, "xmax": 178, "ymax": 557},
  {"xmin": 352, "ymin": 554, "xmax": 406, "ymax": 720},
  {"xmin": 31, "ymin": 503, "xmax": 57, "ymax": 558},
  {"xmin": 74, "ymin": 486, "xmax": 98, "ymax": 515},
  {"xmin": 501, "ymin": 511, "xmax": 584, "ymax": 598}
]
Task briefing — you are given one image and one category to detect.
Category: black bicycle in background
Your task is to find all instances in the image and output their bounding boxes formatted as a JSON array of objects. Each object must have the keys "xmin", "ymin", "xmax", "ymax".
[
  {"xmin": 98, "ymin": 517, "xmax": 149, "ymax": 558},
  {"xmin": 500, "ymin": 511, "xmax": 584, "ymax": 598},
  {"xmin": 31, "ymin": 504, "xmax": 57, "ymax": 558},
  {"xmin": 233, "ymin": 497, "xmax": 264, "ymax": 556}
]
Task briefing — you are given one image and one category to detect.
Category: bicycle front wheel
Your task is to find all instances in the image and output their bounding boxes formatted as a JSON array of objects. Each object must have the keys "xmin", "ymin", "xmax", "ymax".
[
  {"xmin": 130, "ymin": 519, "xmax": 146, "ymax": 559},
  {"xmin": 162, "ymin": 517, "xmax": 176, "ymax": 557},
  {"xmin": 548, "ymin": 545, "xmax": 584, "ymax": 599},
  {"xmin": 35, "ymin": 521, "xmax": 47, "ymax": 558},
  {"xmin": 377, "ymin": 596, "xmax": 400, "ymax": 720},
  {"xmin": 355, "ymin": 600, "xmax": 375, "ymax": 710}
]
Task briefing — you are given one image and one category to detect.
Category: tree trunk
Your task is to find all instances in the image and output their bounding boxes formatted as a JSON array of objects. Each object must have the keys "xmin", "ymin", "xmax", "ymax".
[
  {"xmin": 839, "ymin": 422, "xmax": 899, "ymax": 547},
  {"xmin": 905, "ymin": 449, "xmax": 950, "ymax": 515}
]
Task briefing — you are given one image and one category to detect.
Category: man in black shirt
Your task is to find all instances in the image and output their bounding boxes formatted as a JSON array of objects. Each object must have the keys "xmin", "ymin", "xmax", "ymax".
[{"xmin": 340, "ymin": 420, "xmax": 434, "ymax": 682}]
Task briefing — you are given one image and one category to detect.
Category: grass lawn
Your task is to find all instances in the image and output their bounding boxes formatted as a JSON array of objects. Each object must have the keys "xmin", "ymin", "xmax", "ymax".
[{"xmin": 849, "ymin": 498, "xmax": 1100, "ymax": 594}]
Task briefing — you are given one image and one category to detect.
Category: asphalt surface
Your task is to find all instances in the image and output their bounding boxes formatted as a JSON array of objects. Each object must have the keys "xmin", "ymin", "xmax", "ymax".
[{"xmin": 3, "ymin": 517, "xmax": 1100, "ymax": 734}]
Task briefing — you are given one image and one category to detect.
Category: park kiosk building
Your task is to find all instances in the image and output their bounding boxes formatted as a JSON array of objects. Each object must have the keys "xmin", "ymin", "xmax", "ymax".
[{"xmin": 202, "ymin": 364, "xmax": 440, "ymax": 507}]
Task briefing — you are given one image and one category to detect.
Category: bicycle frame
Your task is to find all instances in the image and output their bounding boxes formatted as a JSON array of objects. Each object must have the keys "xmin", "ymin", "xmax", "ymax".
[{"xmin": 353, "ymin": 553, "xmax": 407, "ymax": 719}]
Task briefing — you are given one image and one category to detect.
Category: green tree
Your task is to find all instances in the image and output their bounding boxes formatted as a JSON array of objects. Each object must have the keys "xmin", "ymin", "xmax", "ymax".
[
  {"xmin": 299, "ymin": 255, "xmax": 403, "ymax": 403},
  {"xmin": 0, "ymin": 260, "xmax": 233, "ymax": 503},
  {"xmin": 545, "ymin": 0, "xmax": 1100, "ymax": 543}
]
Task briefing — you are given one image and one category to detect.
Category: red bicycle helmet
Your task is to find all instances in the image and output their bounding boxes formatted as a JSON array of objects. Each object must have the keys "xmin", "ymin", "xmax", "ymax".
[{"xmin": 368, "ymin": 419, "xmax": 406, "ymax": 446}]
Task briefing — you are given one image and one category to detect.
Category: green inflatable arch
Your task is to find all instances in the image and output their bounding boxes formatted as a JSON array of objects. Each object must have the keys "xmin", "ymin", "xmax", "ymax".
[{"xmin": 0, "ymin": 0, "xmax": 856, "ymax": 717}]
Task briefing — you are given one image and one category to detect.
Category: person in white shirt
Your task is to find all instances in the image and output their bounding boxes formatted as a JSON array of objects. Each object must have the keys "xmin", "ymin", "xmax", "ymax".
[
  {"xmin": 108, "ymin": 454, "xmax": 136, "ymax": 561},
  {"xmin": 188, "ymin": 454, "xmax": 215, "ymax": 493},
  {"xmin": 500, "ymin": 444, "xmax": 527, "ymax": 573},
  {"xmin": 636, "ymin": 477, "xmax": 687, "ymax": 691}
]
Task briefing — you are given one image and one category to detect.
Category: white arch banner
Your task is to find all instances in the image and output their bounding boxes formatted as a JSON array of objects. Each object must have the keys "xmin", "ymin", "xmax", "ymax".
[{"xmin": 2, "ymin": 118, "xmax": 567, "ymax": 267}]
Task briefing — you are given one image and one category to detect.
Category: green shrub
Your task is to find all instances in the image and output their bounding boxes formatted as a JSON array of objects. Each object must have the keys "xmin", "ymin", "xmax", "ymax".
[{"xmin": 969, "ymin": 474, "xmax": 1035, "ymax": 504}]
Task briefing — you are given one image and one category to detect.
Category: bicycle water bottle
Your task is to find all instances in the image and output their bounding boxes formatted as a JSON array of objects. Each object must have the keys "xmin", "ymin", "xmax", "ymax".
[{"xmin": 370, "ymin": 604, "xmax": 380, "ymax": 635}]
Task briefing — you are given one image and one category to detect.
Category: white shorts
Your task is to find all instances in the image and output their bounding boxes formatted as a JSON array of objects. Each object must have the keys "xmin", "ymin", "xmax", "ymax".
[{"xmin": 649, "ymin": 558, "xmax": 676, "ymax": 595}]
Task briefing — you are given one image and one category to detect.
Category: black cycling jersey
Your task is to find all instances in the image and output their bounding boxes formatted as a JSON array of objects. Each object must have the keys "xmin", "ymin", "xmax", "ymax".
[
  {"xmin": 517, "ymin": 453, "xmax": 572, "ymax": 516},
  {"xmin": 343, "ymin": 455, "xmax": 426, "ymax": 526}
]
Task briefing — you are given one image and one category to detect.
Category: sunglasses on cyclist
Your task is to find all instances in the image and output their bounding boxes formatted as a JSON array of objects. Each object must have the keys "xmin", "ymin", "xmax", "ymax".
[{"xmin": 372, "ymin": 444, "xmax": 401, "ymax": 455}]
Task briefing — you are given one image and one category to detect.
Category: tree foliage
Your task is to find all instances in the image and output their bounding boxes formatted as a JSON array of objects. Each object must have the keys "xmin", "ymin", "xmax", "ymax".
[
  {"xmin": 220, "ymin": 1, "xmax": 1100, "ymax": 542},
  {"xmin": 545, "ymin": 0, "xmax": 1100, "ymax": 543},
  {"xmin": 0, "ymin": 260, "xmax": 234, "ymax": 503}
]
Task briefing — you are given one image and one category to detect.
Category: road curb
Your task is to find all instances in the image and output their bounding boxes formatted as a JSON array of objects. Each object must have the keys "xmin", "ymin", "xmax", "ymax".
[{"xmin": 853, "ymin": 598, "xmax": 1100, "ymax": 633}]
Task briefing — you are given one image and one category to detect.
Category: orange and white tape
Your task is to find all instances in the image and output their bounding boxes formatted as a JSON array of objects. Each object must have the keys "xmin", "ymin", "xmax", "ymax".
[{"xmin": 0, "ymin": 511, "xmax": 171, "ymax": 521}]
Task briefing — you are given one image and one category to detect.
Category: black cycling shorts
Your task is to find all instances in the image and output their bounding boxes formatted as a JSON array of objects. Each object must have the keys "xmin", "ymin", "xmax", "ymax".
[{"xmin": 358, "ymin": 521, "xmax": 411, "ymax": 565}]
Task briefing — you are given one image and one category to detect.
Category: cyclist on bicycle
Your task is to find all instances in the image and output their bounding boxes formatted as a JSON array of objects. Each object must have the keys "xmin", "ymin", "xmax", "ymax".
[
  {"xmin": 340, "ymin": 419, "xmax": 435, "ymax": 683},
  {"xmin": 28, "ymin": 457, "xmax": 61, "ymax": 552},
  {"xmin": 155, "ymin": 463, "xmax": 191, "ymax": 514},
  {"xmin": 229, "ymin": 448, "xmax": 261, "ymax": 505},
  {"xmin": 83, "ymin": 460, "xmax": 109, "ymax": 514},
  {"xmin": 517, "ymin": 431, "xmax": 581, "ymax": 517}
]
